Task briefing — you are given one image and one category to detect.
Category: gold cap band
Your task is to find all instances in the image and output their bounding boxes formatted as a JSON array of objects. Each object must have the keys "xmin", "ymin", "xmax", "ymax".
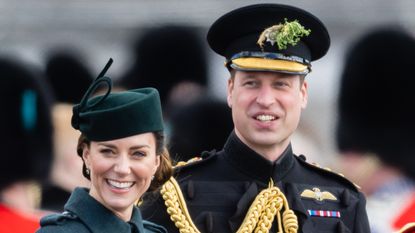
[{"xmin": 232, "ymin": 57, "xmax": 309, "ymax": 74}]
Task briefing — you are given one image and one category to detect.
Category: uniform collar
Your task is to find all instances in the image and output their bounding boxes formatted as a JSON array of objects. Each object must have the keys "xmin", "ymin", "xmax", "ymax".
[
  {"xmin": 64, "ymin": 187, "xmax": 145, "ymax": 233},
  {"xmin": 223, "ymin": 131, "xmax": 294, "ymax": 184}
]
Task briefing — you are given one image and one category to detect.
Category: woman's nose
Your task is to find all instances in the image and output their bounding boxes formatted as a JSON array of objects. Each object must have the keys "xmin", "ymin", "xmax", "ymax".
[{"xmin": 114, "ymin": 155, "xmax": 131, "ymax": 175}]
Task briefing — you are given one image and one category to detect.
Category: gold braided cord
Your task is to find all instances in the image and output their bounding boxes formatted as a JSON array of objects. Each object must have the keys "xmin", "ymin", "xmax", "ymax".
[
  {"xmin": 241, "ymin": 180, "xmax": 298, "ymax": 233},
  {"xmin": 282, "ymin": 210, "xmax": 298, "ymax": 233},
  {"xmin": 160, "ymin": 177, "xmax": 298, "ymax": 233},
  {"xmin": 236, "ymin": 185, "xmax": 270, "ymax": 233},
  {"xmin": 160, "ymin": 177, "xmax": 201, "ymax": 233},
  {"xmin": 253, "ymin": 191, "xmax": 282, "ymax": 233}
]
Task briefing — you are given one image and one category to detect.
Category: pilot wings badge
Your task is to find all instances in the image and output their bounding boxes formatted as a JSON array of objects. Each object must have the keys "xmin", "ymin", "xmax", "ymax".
[{"xmin": 300, "ymin": 187, "xmax": 337, "ymax": 202}]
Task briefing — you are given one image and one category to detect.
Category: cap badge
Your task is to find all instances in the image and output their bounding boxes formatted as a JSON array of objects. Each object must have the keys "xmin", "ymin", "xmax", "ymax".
[
  {"xmin": 257, "ymin": 19, "xmax": 311, "ymax": 50},
  {"xmin": 300, "ymin": 187, "xmax": 337, "ymax": 201}
]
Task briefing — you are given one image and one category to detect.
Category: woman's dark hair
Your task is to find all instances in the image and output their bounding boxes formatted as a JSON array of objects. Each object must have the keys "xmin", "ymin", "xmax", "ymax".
[{"xmin": 76, "ymin": 131, "xmax": 172, "ymax": 191}]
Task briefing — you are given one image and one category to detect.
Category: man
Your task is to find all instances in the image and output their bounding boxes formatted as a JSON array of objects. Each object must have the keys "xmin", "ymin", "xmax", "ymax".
[
  {"xmin": 0, "ymin": 57, "xmax": 54, "ymax": 232},
  {"xmin": 141, "ymin": 3, "xmax": 370, "ymax": 233},
  {"xmin": 399, "ymin": 223, "xmax": 415, "ymax": 233},
  {"xmin": 336, "ymin": 27, "xmax": 415, "ymax": 233},
  {"xmin": 41, "ymin": 49, "xmax": 93, "ymax": 212}
]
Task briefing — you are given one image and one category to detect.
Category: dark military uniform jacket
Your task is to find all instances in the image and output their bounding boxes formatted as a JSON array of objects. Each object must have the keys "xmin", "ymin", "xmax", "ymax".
[
  {"xmin": 141, "ymin": 132, "xmax": 370, "ymax": 233},
  {"xmin": 37, "ymin": 187, "xmax": 166, "ymax": 233}
]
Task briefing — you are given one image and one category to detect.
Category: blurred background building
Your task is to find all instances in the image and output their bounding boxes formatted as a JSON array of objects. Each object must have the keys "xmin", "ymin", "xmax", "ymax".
[{"xmin": 1, "ymin": 0, "xmax": 414, "ymax": 166}]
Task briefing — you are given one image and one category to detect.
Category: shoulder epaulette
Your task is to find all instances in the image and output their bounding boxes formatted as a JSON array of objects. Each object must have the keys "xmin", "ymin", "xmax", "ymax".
[
  {"xmin": 173, "ymin": 150, "xmax": 217, "ymax": 170},
  {"xmin": 174, "ymin": 157, "xmax": 203, "ymax": 168},
  {"xmin": 295, "ymin": 155, "xmax": 361, "ymax": 191},
  {"xmin": 40, "ymin": 211, "xmax": 78, "ymax": 226}
]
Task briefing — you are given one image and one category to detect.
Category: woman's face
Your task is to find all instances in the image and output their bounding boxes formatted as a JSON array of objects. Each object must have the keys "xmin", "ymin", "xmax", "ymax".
[{"xmin": 82, "ymin": 132, "xmax": 160, "ymax": 220}]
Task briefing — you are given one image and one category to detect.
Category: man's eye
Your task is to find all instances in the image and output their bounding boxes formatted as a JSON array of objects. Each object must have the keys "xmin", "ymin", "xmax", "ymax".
[
  {"xmin": 243, "ymin": 81, "xmax": 257, "ymax": 87},
  {"xmin": 274, "ymin": 81, "xmax": 288, "ymax": 87}
]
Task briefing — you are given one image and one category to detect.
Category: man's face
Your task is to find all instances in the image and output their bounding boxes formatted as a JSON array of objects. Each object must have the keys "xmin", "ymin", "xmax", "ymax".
[{"xmin": 227, "ymin": 70, "xmax": 308, "ymax": 155}]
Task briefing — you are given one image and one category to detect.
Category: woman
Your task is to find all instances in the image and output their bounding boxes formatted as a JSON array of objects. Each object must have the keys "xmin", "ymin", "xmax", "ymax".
[{"xmin": 37, "ymin": 59, "xmax": 172, "ymax": 233}]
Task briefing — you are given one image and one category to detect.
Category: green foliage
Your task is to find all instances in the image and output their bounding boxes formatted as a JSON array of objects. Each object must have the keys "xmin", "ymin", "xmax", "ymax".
[{"xmin": 257, "ymin": 19, "xmax": 311, "ymax": 50}]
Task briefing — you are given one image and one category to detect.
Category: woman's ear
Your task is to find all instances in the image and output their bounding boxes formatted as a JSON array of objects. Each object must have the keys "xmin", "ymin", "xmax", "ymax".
[
  {"xmin": 82, "ymin": 145, "xmax": 91, "ymax": 168},
  {"xmin": 154, "ymin": 155, "xmax": 161, "ymax": 174}
]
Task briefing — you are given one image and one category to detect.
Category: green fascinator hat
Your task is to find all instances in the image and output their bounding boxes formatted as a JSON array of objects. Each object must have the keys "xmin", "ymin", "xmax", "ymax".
[{"xmin": 71, "ymin": 59, "xmax": 164, "ymax": 141}]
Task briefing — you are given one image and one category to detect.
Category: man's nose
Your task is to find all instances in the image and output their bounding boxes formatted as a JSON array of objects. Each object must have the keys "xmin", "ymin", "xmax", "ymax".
[{"xmin": 256, "ymin": 86, "xmax": 275, "ymax": 107}]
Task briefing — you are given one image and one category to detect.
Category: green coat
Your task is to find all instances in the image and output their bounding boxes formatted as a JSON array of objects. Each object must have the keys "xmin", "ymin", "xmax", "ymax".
[{"xmin": 37, "ymin": 187, "xmax": 166, "ymax": 233}]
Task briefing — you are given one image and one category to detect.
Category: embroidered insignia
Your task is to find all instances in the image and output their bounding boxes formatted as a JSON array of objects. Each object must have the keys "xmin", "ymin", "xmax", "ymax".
[
  {"xmin": 300, "ymin": 187, "xmax": 337, "ymax": 201},
  {"xmin": 308, "ymin": 210, "xmax": 341, "ymax": 218}
]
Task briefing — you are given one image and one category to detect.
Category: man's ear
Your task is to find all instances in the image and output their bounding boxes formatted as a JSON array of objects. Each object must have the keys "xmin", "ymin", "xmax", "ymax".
[
  {"xmin": 227, "ymin": 78, "xmax": 234, "ymax": 108},
  {"xmin": 301, "ymin": 80, "xmax": 308, "ymax": 109}
]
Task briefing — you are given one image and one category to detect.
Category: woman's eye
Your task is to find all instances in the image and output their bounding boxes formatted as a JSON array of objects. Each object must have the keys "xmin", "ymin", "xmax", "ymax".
[
  {"xmin": 132, "ymin": 151, "xmax": 146, "ymax": 157},
  {"xmin": 100, "ymin": 149, "xmax": 114, "ymax": 154}
]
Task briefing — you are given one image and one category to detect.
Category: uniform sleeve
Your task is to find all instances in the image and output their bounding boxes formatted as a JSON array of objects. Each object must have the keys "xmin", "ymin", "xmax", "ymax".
[
  {"xmin": 353, "ymin": 191, "xmax": 371, "ymax": 233},
  {"xmin": 140, "ymin": 193, "xmax": 179, "ymax": 233}
]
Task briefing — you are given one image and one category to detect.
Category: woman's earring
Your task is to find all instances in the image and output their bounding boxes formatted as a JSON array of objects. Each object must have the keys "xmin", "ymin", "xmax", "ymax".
[
  {"xmin": 86, "ymin": 168, "xmax": 90, "ymax": 175},
  {"xmin": 151, "ymin": 175, "xmax": 155, "ymax": 181},
  {"xmin": 135, "ymin": 198, "xmax": 143, "ymax": 206}
]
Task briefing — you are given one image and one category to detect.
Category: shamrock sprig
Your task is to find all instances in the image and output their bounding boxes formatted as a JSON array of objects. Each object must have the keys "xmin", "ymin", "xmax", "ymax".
[{"xmin": 257, "ymin": 19, "xmax": 311, "ymax": 50}]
